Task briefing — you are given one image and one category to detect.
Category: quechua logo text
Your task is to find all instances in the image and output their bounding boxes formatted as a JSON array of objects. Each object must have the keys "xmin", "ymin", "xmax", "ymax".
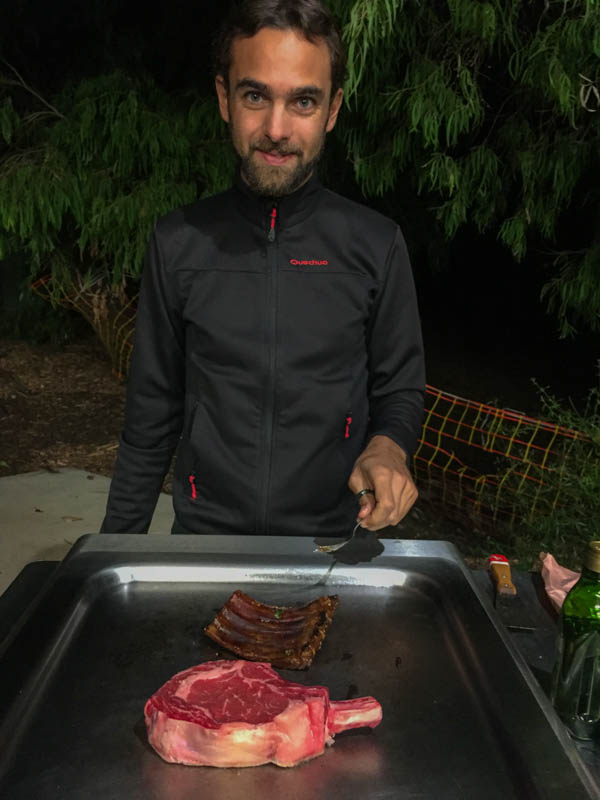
[{"xmin": 290, "ymin": 259, "xmax": 329, "ymax": 266}]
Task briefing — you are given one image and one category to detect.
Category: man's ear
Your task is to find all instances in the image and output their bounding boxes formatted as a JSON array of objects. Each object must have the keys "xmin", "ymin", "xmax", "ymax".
[
  {"xmin": 215, "ymin": 75, "xmax": 230, "ymax": 123},
  {"xmin": 326, "ymin": 88, "xmax": 344, "ymax": 133}
]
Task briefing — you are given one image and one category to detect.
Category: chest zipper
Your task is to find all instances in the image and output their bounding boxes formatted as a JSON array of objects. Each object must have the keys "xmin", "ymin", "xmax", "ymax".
[
  {"xmin": 268, "ymin": 206, "xmax": 278, "ymax": 242},
  {"xmin": 260, "ymin": 203, "xmax": 279, "ymax": 530}
]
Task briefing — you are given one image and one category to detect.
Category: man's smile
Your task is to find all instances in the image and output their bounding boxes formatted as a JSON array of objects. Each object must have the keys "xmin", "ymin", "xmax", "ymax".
[{"xmin": 255, "ymin": 149, "xmax": 298, "ymax": 166}]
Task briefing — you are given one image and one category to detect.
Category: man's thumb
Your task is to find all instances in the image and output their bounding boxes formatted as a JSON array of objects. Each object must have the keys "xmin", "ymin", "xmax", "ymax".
[{"xmin": 356, "ymin": 494, "xmax": 375, "ymax": 519}]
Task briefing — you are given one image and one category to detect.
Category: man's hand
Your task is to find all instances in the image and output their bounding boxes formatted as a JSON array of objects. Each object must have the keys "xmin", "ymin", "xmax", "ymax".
[{"xmin": 348, "ymin": 435, "xmax": 418, "ymax": 530}]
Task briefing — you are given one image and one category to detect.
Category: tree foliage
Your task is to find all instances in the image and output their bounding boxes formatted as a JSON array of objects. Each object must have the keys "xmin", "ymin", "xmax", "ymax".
[
  {"xmin": 0, "ymin": 0, "xmax": 598, "ymax": 338},
  {"xmin": 329, "ymin": 0, "xmax": 600, "ymax": 335},
  {"xmin": 0, "ymin": 69, "xmax": 234, "ymax": 293}
]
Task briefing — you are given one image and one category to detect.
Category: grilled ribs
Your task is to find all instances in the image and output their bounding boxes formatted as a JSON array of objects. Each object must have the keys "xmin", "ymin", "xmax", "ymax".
[{"xmin": 204, "ymin": 590, "xmax": 339, "ymax": 669}]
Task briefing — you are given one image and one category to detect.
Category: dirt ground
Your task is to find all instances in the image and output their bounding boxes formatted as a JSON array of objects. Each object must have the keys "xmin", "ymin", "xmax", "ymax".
[{"xmin": 0, "ymin": 337, "xmax": 126, "ymax": 479}]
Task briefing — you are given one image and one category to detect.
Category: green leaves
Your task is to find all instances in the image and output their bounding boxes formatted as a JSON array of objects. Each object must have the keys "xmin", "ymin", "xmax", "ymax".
[
  {"xmin": 498, "ymin": 216, "xmax": 527, "ymax": 261},
  {"xmin": 340, "ymin": 0, "xmax": 403, "ymax": 100},
  {"xmin": 329, "ymin": 0, "xmax": 599, "ymax": 334},
  {"xmin": 495, "ymin": 382, "xmax": 600, "ymax": 566},
  {"xmin": 541, "ymin": 247, "xmax": 600, "ymax": 337},
  {"xmin": 0, "ymin": 71, "xmax": 232, "ymax": 292},
  {"xmin": 0, "ymin": 0, "xmax": 598, "ymax": 338},
  {"xmin": 447, "ymin": 0, "xmax": 498, "ymax": 44}
]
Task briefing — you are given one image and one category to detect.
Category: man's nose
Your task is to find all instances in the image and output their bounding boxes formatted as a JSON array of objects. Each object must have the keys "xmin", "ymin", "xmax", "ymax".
[{"xmin": 262, "ymin": 102, "xmax": 292, "ymax": 143}]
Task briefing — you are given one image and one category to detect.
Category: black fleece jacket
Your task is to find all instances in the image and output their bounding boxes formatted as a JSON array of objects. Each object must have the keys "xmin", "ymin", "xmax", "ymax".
[{"xmin": 101, "ymin": 174, "xmax": 425, "ymax": 536}]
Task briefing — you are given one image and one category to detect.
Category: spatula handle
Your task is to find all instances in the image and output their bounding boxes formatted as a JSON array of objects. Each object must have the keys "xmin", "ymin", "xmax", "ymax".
[{"xmin": 488, "ymin": 554, "xmax": 517, "ymax": 596}]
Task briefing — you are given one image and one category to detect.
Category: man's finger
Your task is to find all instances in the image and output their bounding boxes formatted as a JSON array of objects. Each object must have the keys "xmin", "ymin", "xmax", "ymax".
[
  {"xmin": 357, "ymin": 468, "xmax": 393, "ymax": 530},
  {"xmin": 360, "ymin": 470, "xmax": 416, "ymax": 530},
  {"xmin": 387, "ymin": 477, "xmax": 418, "ymax": 526},
  {"xmin": 387, "ymin": 483, "xmax": 416, "ymax": 526},
  {"xmin": 356, "ymin": 492, "xmax": 376, "ymax": 521},
  {"xmin": 348, "ymin": 464, "xmax": 369, "ymax": 495}
]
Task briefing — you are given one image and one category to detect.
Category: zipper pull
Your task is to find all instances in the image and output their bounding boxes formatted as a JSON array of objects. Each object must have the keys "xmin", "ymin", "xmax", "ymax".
[
  {"xmin": 189, "ymin": 474, "xmax": 197, "ymax": 500},
  {"xmin": 345, "ymin": 415, "xmax": 353, "ymax": 439},
  {"xmin": 268, "ymin": 206, "xmax": 277, "ymax": 242}
]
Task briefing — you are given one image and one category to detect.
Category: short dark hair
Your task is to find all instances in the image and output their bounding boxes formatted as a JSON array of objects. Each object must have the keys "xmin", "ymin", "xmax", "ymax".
[{"xmin": 214, "ymin": 0, "xmax": 346, "ymax": 97}]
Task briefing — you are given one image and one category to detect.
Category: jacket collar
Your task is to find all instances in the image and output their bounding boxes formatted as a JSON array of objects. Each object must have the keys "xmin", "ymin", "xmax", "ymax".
[{"xmin": 233, "ymin": 170, "xmax": 322, "ymax": 233}]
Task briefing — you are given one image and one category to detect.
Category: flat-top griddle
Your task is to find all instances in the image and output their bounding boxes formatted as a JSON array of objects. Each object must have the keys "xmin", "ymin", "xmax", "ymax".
[{"xmin": 0, "ymin": 534, "xmax": 596, "ymax": 799}]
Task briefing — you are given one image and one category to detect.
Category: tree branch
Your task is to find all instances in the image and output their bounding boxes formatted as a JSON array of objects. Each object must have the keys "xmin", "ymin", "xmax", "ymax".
[{"xmin": 0, "ymin": 59, "xmax": 65, "ymax": 120}]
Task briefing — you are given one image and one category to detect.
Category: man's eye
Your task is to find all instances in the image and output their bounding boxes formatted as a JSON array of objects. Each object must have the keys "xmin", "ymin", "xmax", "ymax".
[
  {"xmin": 296, "ymin": 97, "xmax": 315, "ymax": 109},
  {"xmin": 246, "ymin": 92, "xmax": 263, "ymax": 103}
]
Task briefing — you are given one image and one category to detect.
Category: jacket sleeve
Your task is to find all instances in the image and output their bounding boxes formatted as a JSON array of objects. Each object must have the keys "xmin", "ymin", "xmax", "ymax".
[
  {"xmin": 366, "ymin": 226, "xmax": 426, "ymax": 459},
  {"xmin": 100, "ymin": 226, "xmax": 185, "ymax": 533}
]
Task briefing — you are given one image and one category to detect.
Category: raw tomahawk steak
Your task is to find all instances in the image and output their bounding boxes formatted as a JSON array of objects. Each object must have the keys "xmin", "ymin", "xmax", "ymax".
[{"xmin": 144, "ymin": 660, "xmax": 382, "ymax": 768}]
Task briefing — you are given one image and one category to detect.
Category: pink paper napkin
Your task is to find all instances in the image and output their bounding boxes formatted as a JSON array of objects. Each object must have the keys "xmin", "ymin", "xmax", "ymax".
[{"xmin": 540, "ymin": 552, "xmax": 580, "ymax": 612}]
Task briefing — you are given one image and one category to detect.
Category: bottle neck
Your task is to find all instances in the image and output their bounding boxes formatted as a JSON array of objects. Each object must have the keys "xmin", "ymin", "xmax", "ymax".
[
  {"xmin": 580, "ymin": 565, "xmax": 600, "ymax": 584},
  {"xmin": 583, "ymin": 542, "xmax": 600, "ymax": 574}
]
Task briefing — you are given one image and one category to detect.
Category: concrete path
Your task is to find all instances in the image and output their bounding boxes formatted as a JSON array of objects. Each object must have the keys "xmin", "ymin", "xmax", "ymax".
[{"xmin": 0, "ymin": 469, "xmax": 173, "ymax": 595}]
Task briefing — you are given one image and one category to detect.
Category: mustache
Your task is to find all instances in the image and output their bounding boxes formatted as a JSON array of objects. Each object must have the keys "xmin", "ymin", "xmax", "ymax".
[{"xmin": 251, "ymin": 140, "xmax": 302, "ymax": 157}]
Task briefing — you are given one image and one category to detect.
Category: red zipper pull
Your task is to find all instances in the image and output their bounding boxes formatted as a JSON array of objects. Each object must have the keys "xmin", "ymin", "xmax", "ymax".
[
  {"xmin": 189, "ymin": 474, "xmax": 197, "ymax": 500},
  {"xmin": 268, "ymin": 206, "xmax": 277, "ymax": 242},
  {"xmin": 345, "ymin": 416, "xmax": 353, "ymax": 439}
]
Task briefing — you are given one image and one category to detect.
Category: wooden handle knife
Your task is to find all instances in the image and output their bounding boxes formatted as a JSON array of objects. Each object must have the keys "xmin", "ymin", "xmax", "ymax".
[
  {"xmin": 488, "ymin": 554, "xmax": 517, "ymax": 596},
  {"xmin": 487, "ymin": 554, "xmax": 535, "ymax": 631}
]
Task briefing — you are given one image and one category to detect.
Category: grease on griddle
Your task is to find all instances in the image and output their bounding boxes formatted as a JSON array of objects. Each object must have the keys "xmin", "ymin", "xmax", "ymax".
[
  {"xmin": 395, "ymin": 656, "xmax": 402, "ymax": 669},
  {"xmin": 345, "ymin": 683, "xmax": 358, "ymax": 700},
  {"xmin": 341, "ymin": 652, "xmax": 353, "ymax": 661}
]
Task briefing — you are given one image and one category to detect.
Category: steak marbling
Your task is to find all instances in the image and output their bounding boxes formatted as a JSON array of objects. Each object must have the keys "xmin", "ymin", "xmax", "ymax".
[{"xmin": 144, "ymin": 660, "xmax": 382, "ymax": 768}]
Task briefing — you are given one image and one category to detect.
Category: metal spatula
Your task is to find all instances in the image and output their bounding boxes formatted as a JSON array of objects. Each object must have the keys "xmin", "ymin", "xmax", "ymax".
[{"xmin": 315, "ymin": 522, "xmax": 363, "ymax": 554}]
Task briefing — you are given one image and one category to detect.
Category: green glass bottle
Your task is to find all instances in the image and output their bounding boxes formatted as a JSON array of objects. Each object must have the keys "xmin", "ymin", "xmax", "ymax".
[{"xmin": 551, "ymin": 541, "xmax": 600, "ymax": 740}]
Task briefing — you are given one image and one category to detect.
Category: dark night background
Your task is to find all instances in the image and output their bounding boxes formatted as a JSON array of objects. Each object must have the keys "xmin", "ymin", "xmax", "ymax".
[{"xmin": 1, "ymin": 0, "xmax": 597, "ymax": 413}]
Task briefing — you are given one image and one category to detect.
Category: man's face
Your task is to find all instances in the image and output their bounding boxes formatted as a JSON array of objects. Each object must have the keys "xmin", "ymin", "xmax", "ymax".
[{"xmin": 216, "ymin": 27, "xmax": 343, "ymax": 197}]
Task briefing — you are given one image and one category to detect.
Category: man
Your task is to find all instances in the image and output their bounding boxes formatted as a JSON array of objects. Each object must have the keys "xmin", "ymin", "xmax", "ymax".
[{"xmin": 101, "ymin": 0, "xmax": 425, "ymax": 537}]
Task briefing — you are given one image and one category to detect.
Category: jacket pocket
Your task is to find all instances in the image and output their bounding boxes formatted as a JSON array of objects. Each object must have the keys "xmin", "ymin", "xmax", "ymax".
[
  {"xmin": 187, "ymin": 400, "xmax": 208, "ymax": 503},
  {"xmin": 184, "ymin": 399, "xmax": 258, "ymax": 508},
  {"xmin": 336, "ymin": 364, "xmax": 368, "ymax": 471},
  {"xmin": 343, "ymin": 411, "xmax": 353, "ymax": 440},
  {"xmin": 188, "ymin": 471, "xmax": 199, "ymax": 501},
  {"xmin": 333, "ymin": 373, "xmax": 357, "ymax": 479},
  {"xmin": 175, "ymin": 399, "xmax": 200, "ymax": 501}
]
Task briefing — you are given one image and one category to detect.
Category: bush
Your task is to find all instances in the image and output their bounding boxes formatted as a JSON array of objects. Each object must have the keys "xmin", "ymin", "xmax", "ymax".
[{"xmin": 494, "ymin": 380, "xmax": 600, "ymax": 568}]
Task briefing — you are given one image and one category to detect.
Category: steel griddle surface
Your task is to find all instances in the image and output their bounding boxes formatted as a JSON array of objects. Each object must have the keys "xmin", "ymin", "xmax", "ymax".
[{"xmin": 0, "ymin": 535, "xmax": 596, "ymax": 800}]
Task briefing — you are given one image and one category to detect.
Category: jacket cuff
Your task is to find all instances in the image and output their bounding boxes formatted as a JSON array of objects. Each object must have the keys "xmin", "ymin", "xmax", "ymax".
[
  {"xmin": 366, "ymin": 430, "xmax": 413, "ymax": 467},
  {"xmin": 100, "ymin": 435, "xmax": 174, "ymax": 533}
]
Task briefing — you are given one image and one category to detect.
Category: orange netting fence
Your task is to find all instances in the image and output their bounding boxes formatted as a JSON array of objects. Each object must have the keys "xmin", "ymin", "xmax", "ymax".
[
  {"xmin": 34, "ymin": 277, "xmax": 593, "ymax": 532},
  {"xmin": 414, "ymin": 386, "xmax": 592, "ymax": 531}
]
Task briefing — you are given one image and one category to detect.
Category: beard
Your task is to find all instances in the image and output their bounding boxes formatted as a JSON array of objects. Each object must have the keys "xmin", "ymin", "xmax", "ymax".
[{"xmin": 235, "ymin": 132, "xmax": 326, "ymax": 198}]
